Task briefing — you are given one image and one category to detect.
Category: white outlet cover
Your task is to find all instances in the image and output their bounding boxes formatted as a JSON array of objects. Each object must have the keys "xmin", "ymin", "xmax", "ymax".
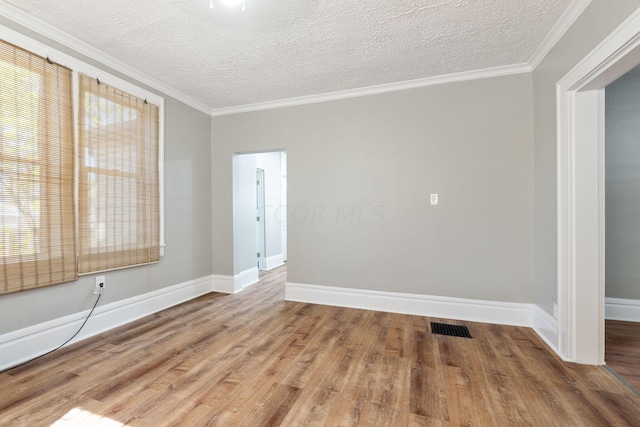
[{"xmin": 430, "ymin": 194, "xmax": 439, "ymax": 205}]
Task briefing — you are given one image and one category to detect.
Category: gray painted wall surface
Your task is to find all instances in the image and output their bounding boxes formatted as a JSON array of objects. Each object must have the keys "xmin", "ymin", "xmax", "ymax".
[
  {"xmin": 605, "ymin": 69, "xmax": 640, "ymax": 300},
  {"xmin": 532, "ymin": 0, "xmax": 640, "ymax": 316},
  {"xmin": 213, "ymin": 74, "xmax": 534, "ymax": 303},
  {"xmin": 0, "ymin": 18, "xmax": 213, "ymax": 334}
]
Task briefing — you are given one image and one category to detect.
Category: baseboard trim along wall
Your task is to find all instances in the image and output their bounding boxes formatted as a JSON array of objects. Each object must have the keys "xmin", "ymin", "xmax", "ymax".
[
  {"xmin": 265, "ymin": 254, "xmax": 285, "ymax": 271},
  {"xmin": 286, "ymin": 282, "xmax": 534, "ymax": 327},
  {"xmin": 234, "ymin": 267, "xmax": 260, "ymax": 292},
  {"xmin": 0, "ymin": 274, "xmax": 568, "ymax": 371},
  {"xmin": 0, "ymin": 275, "xmax": 214, "ymax": 371},
  {"xmin": 605, "ymin": 298, "xmax": 640, "ymax": 322},
  {"xmin": 532, "ymin": 305, "xmax": 560, "ymax": 355},
  {"xmin": 212, "ymin": 267, "xmax": 259, "ymax": 294}
]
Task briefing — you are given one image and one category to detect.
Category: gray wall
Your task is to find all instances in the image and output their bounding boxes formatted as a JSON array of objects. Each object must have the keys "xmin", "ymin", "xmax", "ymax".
[
  {"xmin": 213, "ymin": 73, "xmax": 534, "ymax": 302},
  {"xmin": 532, "ymin": 0, "xmax": 640, "ymax": 316},
  {"xmin": 0, "ymin": 17, "xmax": 213, "ymax": 334},
  {"xmin": 605, "ymin": 68, "xmax": 640, "ymax": 300}
]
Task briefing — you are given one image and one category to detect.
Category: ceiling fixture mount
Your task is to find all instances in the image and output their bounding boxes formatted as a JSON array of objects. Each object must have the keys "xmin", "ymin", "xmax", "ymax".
[{"xmin": 210, "ymin": 0, "xmax": 246, "ymax": 11}]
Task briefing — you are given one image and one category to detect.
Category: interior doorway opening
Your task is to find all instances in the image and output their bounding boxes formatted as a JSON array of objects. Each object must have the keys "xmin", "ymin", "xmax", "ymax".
[
  {"xmin": 232, "ymin": 150, "xmax": 287, "ymax": 284},
  {"xmin": 556, "ymin": 9, "xmax": 640, "ymax": 365},
  {"xmin": 602, "ymin": 67, "xmax": 640, "ymax": 391}
]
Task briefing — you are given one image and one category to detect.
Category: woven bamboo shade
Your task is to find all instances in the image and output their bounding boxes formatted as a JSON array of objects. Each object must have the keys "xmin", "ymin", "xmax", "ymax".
[
  {"xmin": 77, "ymin": 74, "xmax": 160, "ymax": 273},
  {"xmin": 0, "ymin": 39, "xmax": 77, "ymax": 294}
]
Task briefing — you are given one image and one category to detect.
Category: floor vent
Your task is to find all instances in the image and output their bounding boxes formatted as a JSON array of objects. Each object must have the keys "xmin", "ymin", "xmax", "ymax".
[{"xmin": 430, "ymin": 322, "xmax": 472, "ymax": 338}]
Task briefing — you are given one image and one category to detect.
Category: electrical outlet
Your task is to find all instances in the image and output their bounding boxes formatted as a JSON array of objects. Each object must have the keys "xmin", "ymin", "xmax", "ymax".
[
  {"xmin": 94, "ymin": 275, "xmax": 105, "ymax": 295},
  {"xmin": 553, "ymin": 302, "xmax": 558, "ymax": 319},
  {"xmin": 430, "ymin": 194, "xmax": 439, "ymax": 205}
]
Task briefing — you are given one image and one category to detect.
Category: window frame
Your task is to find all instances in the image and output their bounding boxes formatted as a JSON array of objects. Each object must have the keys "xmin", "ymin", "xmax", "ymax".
[{"xmin": 0, "ymin": 26, "xmax": 166, "ymax": 277}]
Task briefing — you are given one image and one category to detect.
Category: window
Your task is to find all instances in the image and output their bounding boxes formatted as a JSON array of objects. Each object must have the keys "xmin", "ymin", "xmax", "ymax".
[
  {"xmin": 0, "ymin": 32, "xmax": 164, "ymax": 295},
  {"xmin": 77, "ymin": 74, "xmax": 161, "ymax": 273},
  {"xmin": 0, "ymin": 39, "xmax": 77, "ymax": 293}
]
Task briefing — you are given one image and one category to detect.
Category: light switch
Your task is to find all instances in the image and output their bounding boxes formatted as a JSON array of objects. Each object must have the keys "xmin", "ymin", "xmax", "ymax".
[{"xmin": 430, "ymin": 194, "xmax": 438, "ymax": 205}]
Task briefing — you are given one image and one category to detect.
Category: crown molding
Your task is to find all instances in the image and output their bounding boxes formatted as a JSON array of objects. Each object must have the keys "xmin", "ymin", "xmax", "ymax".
[
  {"xmin": 528, "ymin": 0, "xmax": 592, "ymax": 70},
  {"xmin": 1, "ymin": 0, "xmax": 590, "ymax": 118},
  {"xmin": 209, "ymin": 0, "xmax": 592, "ymax": 117},
  {"xmin": 210, "ymin": 63, "xmax": 531, "ymax": 116},
  {"xmin": 0, "ymin": 2, "xmax": 211, "ymax": 115}
]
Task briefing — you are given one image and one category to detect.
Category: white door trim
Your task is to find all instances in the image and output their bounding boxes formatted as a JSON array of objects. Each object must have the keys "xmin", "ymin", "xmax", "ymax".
[
  {"xmin": 556, "ymin": 6, "xmax": 640, "ymax": 364},
  {"xmin": 256, "ymin": 168, "xmax": 267, "ymax": 270}
]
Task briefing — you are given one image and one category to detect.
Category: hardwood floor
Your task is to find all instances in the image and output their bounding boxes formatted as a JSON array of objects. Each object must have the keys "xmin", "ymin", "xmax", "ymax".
[
  {"xmin": 1, "ymin": 265, "xmax": 640, "ymax": 426},
  {"xmin": 606, "ymin": 319, "xmax": 640, "ymax": 392}
]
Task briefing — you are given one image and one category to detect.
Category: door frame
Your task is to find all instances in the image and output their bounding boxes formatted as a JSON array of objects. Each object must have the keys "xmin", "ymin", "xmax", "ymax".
[
  {"xmin": 556, "ymin": 7, "xmax": 640, "ymax": 364},
  {"xmin": 256, "ymin": 168, "xmax": 267, "ymax": 270}
]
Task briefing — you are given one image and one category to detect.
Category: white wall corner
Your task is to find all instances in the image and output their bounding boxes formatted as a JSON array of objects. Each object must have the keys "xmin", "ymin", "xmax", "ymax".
[
  {"xmin": 0, "ymin": 274, "xmax": 215, "ymax": 371},
  {"xmin": 285, "ymin": 282, "xmax": 534, "ymax": 328},
  {"xmin": 264, "ymin": 254, "xmax": 285, "ymax": 271},
  {"xmin": 605, "ymin": 298, "xmax": 640, "ymax": 322},
  {"xmin": 532, "ymin": 305, "xmax": 561, "ymax": 356}
]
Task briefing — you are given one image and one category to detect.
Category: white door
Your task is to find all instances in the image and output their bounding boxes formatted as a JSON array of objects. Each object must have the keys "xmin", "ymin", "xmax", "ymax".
[{"xmin": 256, "ymin": 169, "xmax": 266, "ymax": 270}]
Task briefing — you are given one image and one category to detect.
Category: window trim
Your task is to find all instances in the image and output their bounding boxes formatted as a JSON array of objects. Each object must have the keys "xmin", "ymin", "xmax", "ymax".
[{"xmin": 0, "ymin": 26, "xmax": 166, "ymax": 275}]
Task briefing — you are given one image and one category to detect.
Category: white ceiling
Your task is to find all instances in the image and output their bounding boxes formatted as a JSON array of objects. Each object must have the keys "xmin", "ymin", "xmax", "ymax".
[{"xmin": 1, "ymin": 0, "xmax": 580, "ymax": 113}]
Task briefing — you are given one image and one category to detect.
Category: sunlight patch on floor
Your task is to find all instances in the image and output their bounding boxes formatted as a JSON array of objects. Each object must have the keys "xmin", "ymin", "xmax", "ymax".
[{"xmin": 51, "ymin": 408, "xmax": 129, "ymax": 427}]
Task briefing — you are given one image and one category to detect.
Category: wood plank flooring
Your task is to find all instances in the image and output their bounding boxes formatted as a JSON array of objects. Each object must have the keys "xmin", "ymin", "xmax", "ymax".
[
  {"xmin": 606, "ymin": 319, "xmax": 640, "ymax": 392},
  {"xmin": 1, "ymin": 265, "xmax": 640, "ymax": 426}
]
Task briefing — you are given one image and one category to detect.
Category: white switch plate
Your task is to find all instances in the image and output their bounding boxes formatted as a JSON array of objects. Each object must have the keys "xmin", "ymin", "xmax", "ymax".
[{"xmin": 430, "ymin": 194, "xmax": 439, "ymax": 205}]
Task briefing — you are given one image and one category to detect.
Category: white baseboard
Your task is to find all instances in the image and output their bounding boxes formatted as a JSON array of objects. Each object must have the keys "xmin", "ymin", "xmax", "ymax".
[
  {"xmin": 605, "ymin": 298, "xmax": 640, "ymax": 322},
  {"xmin": 234, "ymin": 267, "xmax": 259, "ymax": 292},
  {"xmin": 0, "ymin": 275, "xmax": 214, "ymax": 371},
  {"xmin": 212, "ymin": 268, "xmax": 259, "ymax": 294},
  {"xmin": 532, "ymin": 305, "xmax": 560, "ymax": 355},
  {"xmin": 264, "ymin": 254, "xmax": 284, "ymax": 271},
  {"xmin": 286, "ymin": 282, "xmax": 534, "ymax": 327},
  {"xmin": 212, "ymin": 274, "xmax": 236, "ymax": 294}
]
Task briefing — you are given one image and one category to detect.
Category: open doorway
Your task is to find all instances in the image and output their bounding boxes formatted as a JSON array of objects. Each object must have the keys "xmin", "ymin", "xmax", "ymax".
[
  {"xmin": 603, "ymin": 67, "xmax": 640, "ymax": 391},
  {"xmin": 233, "ymin": 150, "xmax": 287, "ymax": 287},
  {"xmin": 556, "ymin": 10, "xmax": 640, "ymax": 366}
]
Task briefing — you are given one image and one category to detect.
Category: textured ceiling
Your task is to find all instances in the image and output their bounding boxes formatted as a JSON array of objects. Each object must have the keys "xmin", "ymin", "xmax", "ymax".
[{"xmin": 1, "ymin": 0, "xmax": 575, "ymax": 112}]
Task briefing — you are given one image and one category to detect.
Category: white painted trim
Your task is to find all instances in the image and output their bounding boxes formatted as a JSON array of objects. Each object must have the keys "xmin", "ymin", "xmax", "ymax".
[
  {"xmin": 533, "ymin": 305, "xmax": 561, "ymax": 357},
  {"xmin": 0, "ymin": 2, "xmax": 210, "ymax": 115},
  {"xmin": 286, "ymin": 282, "xmax": 533, "ymax": 327},
  {"xmin": 0, "ymin": 275, "xmax": 214, "ymax": 371},
  {"xmin": 0, "ymin": 0, "xmax": 590, "ymax": 118},
  {"xmin": 234, "ymin": 267, "xmax": 260, "ymax": 292},
  {"xmin": 528, "ymin": 0, "xmax": 592, "ymax": 70},
  {"xmin": 557, "ymin": 6, "xmax": 640, "ymax": 365},
  {"xmin": 211, "ymin": 274, "xmax": 237, "ymax": 294},
  {"xmin": 212, "ymin": 268, "xmax": 260, "ymax": 294},
  {"xmin": 264, "ymin": 254, "xmax": 284, "ymax": 271},
  {"xmin": 0, "ymin": 0, "xmax": 591, "ymax": 118},
  {"xmin": 211, "ymin": 64, "xmax": 531, "ymax": 116},
  {"xmin": 605, "ymin": 298, "xmax": 640, "ymax": 322}
]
